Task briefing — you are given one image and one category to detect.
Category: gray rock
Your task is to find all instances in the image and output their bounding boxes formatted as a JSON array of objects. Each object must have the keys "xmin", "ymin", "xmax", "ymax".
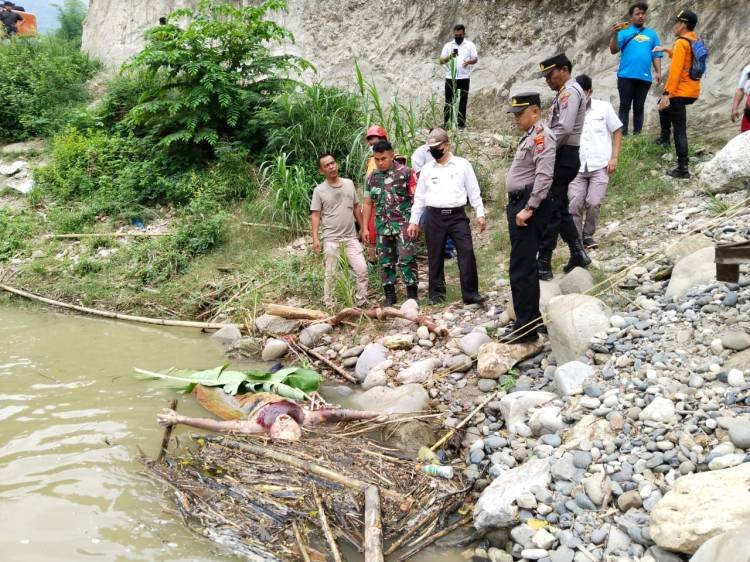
[
  {"xmin": 299, "ymin": 323, "xmax": 332, "ymax": 347},
  {"xmin": 606, "ymin": 526, "xmax": 632, "ymax": 555},
  {"xmin": 446, "ymin": 353, "xmax": 473, "ymax": 373},
  {"xmin": 460, "ymin": 331, "xmax": 492, "ymax": 356},
  {"xmin": 261, "ymin": 338, "xmax": 289, "ymax": 360},
  {"xmin": 210, "ymin": 325, "xmax": 243, "ymax": 348},
  {"xmin": 721, "ymin": 331, "xmax": 750, "ymax": 351},
  {"xmin": 254, "ymin": 314, "xmax": 300, "ymax": 335},
  {"xmin": 520, "ymin": 549, "xmax": 548, "ymax": 560},
  {"xmin": 639, "ymin": 397, "xmax": 676, "ymax": 423},
  {"xmin": 725, "ymin": 349, "xmax": 750, "ymax": 371},
  {"xmin": 554, "ymin": 361, "xmax": 594, "ymax": 396},
  {"xmin": 499, "ymin": 391, "xmax": 557, "ymax": 434},
  {"xmin": 478, "ymin": 379, "xmax": 497, "ymax": 392},
  {"xmin": 351, "ymin": 383, "xmax": 428, "ymax": 414},
  {"xmin": 355, "ymin": 343, "xmax": 388, "ymax": 382},
  {"xmin": 487, "ymin": 547, "xmax": 513, "ymax": 562},
  {"xmin": 573, "ymin": 451, "xmax": 593, "ymax": 469},
  {"xmin": 547, "ymin": 294, "xmax": 611, "ymax": 364},
  {"xmin": 361, "ymin": 368, "xmax": 387, "ymax": 390},
  {"xmin": 541, "ymin": 434, "xmax": 562, "ymax": 447},
  {"xmin": 590, "ymin": 527, "xmax": 608, "ymax": 544},
  {"xmin": 511, "ymin": 523, "xmax": 536, "ymax": 548},
  {"xmin": 389, "ymin": 420, "xmax": 435, "ymax": 455},
  {"xmin": 664, "ymin": 234, "xmax": 713, "ymax": 264},
  {"xmin": 665, "ymin": 247, "xmax": 716, "ymax": 298},
  {"xmin": 728, "ymin": 420, "xmax": 750, "ymax": 449},
  {"xmin": 552, "ymin": 453, "xmax": 579, "ymax": 482},
  {"xmin": 550, "ymin": 546, "xmax": 575, "ymax": 562},
  {"xmin": 396, "ymin": 358, "xmax": 440, "ymax": 384},
  {"xmin": 574, "ymin": 493, "xmax": 596, "ymax": 510},
  {"xmin": 341, "ymin": 356, "xmax": 358, "ymax": 367},
  {"xmin": 340, "ymin": 345, "xmax": 365, "ymax": 359},
  {"xmin": 698, "ymin": 131, "xmax": 750, "ymax": 194},
  {"xmin": 618, "ymin": 490, "xmax": 643, "ymax": 512},
  {"xmin": 646, "ymin": 546, "xmax": 683, "ymax": 562},
  {"xmin": 583, "ymin": 472, "xmax": 612, "ymax": 507},
  {"xmin": 689, "ymin": 524, "xmax": 750, "ymax": 562},
  {"xmin": 559, "ymin": 267, "xmax": 595, "ymax": 295}
]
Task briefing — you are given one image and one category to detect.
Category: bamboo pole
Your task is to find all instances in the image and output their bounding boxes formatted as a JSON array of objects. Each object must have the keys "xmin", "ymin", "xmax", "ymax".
[
  {"xmin": 430, "ymin": 391, "xmax": 499, "ymax": 452},
  {"xmin": 157, "ymin": 399, "xmax": 178, "ymax": 463},
  {"xmin": 314, "ymin": 487, "xmax": 343, "ymax": 562},
  {"xmin": 364, "ymin": 485, "xmax": 384, "ymax": 562},
  {"xmin": 43, "ymin": 232, "xmax": 171, "ymax": 239},
  {"xmin": 0, "ymin": 284, "xmax": 242, "ymax": 331}
]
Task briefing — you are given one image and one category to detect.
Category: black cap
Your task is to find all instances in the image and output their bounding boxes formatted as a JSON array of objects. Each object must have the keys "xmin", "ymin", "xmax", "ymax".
[
  {"xmin": 538, "ymin": 53, "xmax": 572, "ymax": 76},
  {"xmin": 507, "ymin": 92, "xmax": 542, "ymax": 114},
  {"xmin": 675, "ymin": 9, "xmax": 698, "ymax": 27}
]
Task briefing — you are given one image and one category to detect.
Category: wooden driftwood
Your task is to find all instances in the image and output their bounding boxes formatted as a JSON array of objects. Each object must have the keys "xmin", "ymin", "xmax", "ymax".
[
  {"xmin": 391, "ymin": 516, "xmax": 472, "ymax": 562},
  {"xmin": 264, "ymin": 303, "xmax": 329, "ymax": 320},
  {"xmin": 364, "ymin": 485, "xmax": 384, "ymax": 562},
  {"xmin": 157, "ymin": 399, "xmax": 178, "ymax": 463},
  {"xmin": 288, "ymin": 337, "xmax": 359, "ymax": 384},
  {"xmin": 326, "ymin": 306, "xmax": 448, "ymax": 337},
  {"xmin": 314, "ymin": 487, "xmax": 343, "ymax": 562}
]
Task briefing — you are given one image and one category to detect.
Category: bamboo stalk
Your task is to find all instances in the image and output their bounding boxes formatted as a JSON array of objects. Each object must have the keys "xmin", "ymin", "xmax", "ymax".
[
  {"xmin": 43, "ymin": 232, "xmax": 171, "ymax": 239},
  {"xmin": 242, "ymin": 222, "xmax": 299, "ymax": 232},
  {"xmin": 391, "ymin": 516, "xmax": 472, "ymax": 562},
  {"xmin": 314, "ymin": 487, "xmax": 343, "ymax": 562},
  {"xmin": 157, "ymin": 399, "xmax": 178, "ymax": 463},
  {"xmin": 292, "ymin": 521, "xmax": 311, "ymax": 562},
  {"xmin": 364, "ymin": 486, "xmax": 384, "ymax": 562},
  {"xmin": 0, "ymin": 284, "xmax": 242, "ymax": 331},
  {"xmin": 430, "ymin": 391, "xmax": 499, "ymax": 452},
  {"xmin": 289, "ymin": 337, "xmax": 359, "ymax": 384}
]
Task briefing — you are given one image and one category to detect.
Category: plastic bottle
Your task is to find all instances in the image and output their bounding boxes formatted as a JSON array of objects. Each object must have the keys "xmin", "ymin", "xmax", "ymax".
[{"xmin": 420, "ymin": 464, "xmax": 454, "ymax": 479}]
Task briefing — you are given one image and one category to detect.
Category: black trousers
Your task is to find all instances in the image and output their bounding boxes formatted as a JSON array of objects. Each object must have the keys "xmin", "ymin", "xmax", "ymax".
[
  {"xmin": 659, "ymin": 97, "xmax": 695, "ymax": 167},
  {"xmin": 617, "ymin": 77, "xmax": 652, "ymax": 136},
  {"xmin": 444, "ymin": 78, "xmax": 470, "ymax": 128},
  {"xmin": 424, "ymin": 206, "xmax": 479, "ymax": 302},
  {"xmin": 507, "ymin": 189, "xmax": 551, "ymax": 333},
  {"xmin": 539, "ymin": 145, "xmax": 581, "ymax": 254}
]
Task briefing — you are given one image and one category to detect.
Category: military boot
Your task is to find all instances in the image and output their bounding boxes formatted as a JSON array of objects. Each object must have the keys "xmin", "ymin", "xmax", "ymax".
[
  {"xmin": 563, "ymin": 239, "xmax": 592, "ymax": 273},
  {"xmin": 406, "ymin": 285, "xmax": 418, "ymax": 301},
  {"xmin": 537, "ymin": 251, "xmax": 553, "ymax": 281},
  {"xmin": 382, "ymin": 284, "xmax": 397, "ymax": 307}
]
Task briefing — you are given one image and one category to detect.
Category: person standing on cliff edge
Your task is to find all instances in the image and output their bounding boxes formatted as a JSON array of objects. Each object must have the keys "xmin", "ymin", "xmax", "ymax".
[{"xmin": 439, "ymin": 24, "xmax": 478, "ymax": 130}]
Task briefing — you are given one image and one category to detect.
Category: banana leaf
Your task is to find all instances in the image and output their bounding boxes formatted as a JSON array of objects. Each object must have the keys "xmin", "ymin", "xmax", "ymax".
[{"xmin": 134, "ymin": 365, "xmax": 321, "ymax": 401}]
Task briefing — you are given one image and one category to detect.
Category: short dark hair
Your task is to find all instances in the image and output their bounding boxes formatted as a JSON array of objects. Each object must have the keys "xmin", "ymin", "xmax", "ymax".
[
  {"xmin": 372, "ymin": 140, "xmax": 393, "ymax": 154},
  {"xmin": 575, "ymin": 74, "xmax": 592, "ymax": 92},
  {"xmin": 317, "ymin": 152, "xmax": 335, "ymax": 167},
  {"xmin": 453, "ymin": 24, "xmax": 465, "ymax": 32},
  {"xmin": 628, "ymin": 2, "xmax": 648, "ymax": 15}
]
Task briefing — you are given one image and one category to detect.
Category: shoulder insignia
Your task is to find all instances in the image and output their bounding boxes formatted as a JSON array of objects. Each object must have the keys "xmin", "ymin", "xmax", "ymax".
[
  {"xmin": 560, "ymin": 91, "xmax": 572, "ymax": 100},
  {"xmin": 534, "ymin": 134, "xmax": 545, "ymax": 153}
]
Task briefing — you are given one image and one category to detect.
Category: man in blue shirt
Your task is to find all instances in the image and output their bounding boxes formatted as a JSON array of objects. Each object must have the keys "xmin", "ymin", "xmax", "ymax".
[{"xmin": 609, "ymin": 2, "xmax": 663, "ymax": 135}]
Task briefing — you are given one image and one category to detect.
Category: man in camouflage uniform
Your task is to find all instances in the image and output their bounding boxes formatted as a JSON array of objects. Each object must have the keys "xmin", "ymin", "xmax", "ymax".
[{"xmin": 362, "ymin": 139, "xmax": 418, "ymax": 306}]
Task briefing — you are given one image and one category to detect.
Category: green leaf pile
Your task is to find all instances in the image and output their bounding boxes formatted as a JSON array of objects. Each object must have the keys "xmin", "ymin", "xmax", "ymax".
[{"xmin": 134, "ymin": 364, "xmax": 321, "ymax": 401}]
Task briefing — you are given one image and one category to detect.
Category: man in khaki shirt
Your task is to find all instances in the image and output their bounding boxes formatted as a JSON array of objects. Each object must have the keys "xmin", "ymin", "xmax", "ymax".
[
  {"xmin": 311, "ymin": 154, "xmax": 369, "ymax": 309},
  {"xmin": 501, "ymin": 92, "xmax": 556, "ymax": 343}
]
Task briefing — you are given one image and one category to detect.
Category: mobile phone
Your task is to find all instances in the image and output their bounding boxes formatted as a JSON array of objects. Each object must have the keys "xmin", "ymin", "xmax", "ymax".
[{"xmin": 453, "ymin": 48, "xmax": 459, "ymax": 56}]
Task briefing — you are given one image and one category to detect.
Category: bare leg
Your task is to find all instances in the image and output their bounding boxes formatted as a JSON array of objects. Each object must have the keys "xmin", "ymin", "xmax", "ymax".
[
  {"xmin": 157, "ymin": 409, "xmax": 263, "ymax": 435},
  {"xmin": 303, "ymin": 408, "xmax": 383, "ymax": 427}
]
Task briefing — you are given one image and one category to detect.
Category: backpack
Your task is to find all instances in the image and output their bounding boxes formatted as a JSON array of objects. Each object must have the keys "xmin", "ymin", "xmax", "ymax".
[{"xmin": 678, "ymin": 36, "xmax": 708, "ymax": 80}]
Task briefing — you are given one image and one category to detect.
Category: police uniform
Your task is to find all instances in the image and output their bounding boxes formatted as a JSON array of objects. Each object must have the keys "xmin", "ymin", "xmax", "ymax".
[
  {"xmin": 503, "ymin": 93, "xmax": 556, "ymax": 342},
  {"xmin": 366, "ymin": 161, "xmax": 418, "ymax": 299},
  {"xmin": 537, "ymin": 53, "xmax": 591, "ymax": 279}
]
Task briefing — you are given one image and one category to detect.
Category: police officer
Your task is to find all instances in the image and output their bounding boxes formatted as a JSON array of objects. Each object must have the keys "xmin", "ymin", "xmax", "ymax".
[
  {"xmin": 537, "ymin": 53, "xmax": 591, "ymax": 280},
  {"xmin": 363, "ymin": 140, "xmax": 418, "ymax": 305},
  {"xmin": 500, "ymin": 93, "xmax": 556, "ymax": 343}
]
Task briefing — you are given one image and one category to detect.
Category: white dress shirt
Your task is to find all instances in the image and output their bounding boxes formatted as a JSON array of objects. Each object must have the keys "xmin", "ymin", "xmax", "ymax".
[
  {"xmin": 440, "ymin": 39, "xmax": 478, "ymax": 80},
  {"xmin": 410, "ymin": 155, "xmax": 485, "ymax": 224},
  {"xmin": 410, "ymin": 144, "xmax": 433, "ymax": 173},
  {"xmin": 578, "ymin": 98, "xmax": 623, "ymax": 173},
  {"xmin": 738, "ymin": 64, "xmax": 750, "ymax": 94}
]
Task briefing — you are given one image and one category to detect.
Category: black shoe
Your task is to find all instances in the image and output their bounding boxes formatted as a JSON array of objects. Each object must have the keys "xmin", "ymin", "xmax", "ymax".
[
  {"xmin": 583, "ymin": 237, "xmax": 598, "ymax": 249},
  {"xmin": 536, "ymin": 323, "xmax": 548, "ymax": 334},
  {"xmin": 563, "ymin": 239, "xmax": 592, "ymax": 273},
  {"xmin": 382, "ymin": 284, "xmax": 397, "ymax": 307},
  {"xmin": 463, "ymin": 294, "xmax": 488, "ymax": 305},
  {"xmin": 666, "ymin": 166, "xmax": 690, "ymax": 179},
  {"xmin": 538, "ymin": 251, "xmax": 553, "ymax": 281},
  {"xmin": 429, "ymin": 295, "xmax": 446, "ymax": 305},
  {"xmin": 654, "ymin": 137, "xmax": 670, "ymax": 147},
  {"xmin": 498, "ymin": 330, "xmax": 539, "ymax": 344},
  {"xmin": 406, "ymin": 285, "xmax": 418, "ymax": 301}
]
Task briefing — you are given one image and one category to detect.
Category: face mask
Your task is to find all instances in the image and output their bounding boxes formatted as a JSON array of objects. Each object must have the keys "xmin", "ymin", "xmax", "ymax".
[
  {"xmin": 429, "ymin": 147, "xmax": 445, "ymax": 160},
  {"xmin": 455, "ymin": 36, "xmax": 464, "ymax": 45}
]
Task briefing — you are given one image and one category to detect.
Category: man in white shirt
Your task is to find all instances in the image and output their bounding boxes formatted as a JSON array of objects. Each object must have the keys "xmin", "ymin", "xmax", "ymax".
[
  {"xmin": 439, "ymin": 24, "xmax": 478, "ymax": 129},
  {"xmin": 567, "ymin": 75, "xmax": 623, "ymax": 249},
  {"xmin": 406, "ymin": 128, "xmax": 487, "ymax": 305},
  {"xmin": 731, "ymin": 63, "xmax": 750, "ymax": 133}
]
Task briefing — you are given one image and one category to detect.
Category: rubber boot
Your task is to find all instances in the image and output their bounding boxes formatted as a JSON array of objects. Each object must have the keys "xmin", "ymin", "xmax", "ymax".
[
  {"xmin": 382, "ymin": 284, "xmax": 397, "ymax": 307},
  {"xmin": 563, "ymin": 239, "xmax": 592, "ymax": 273},
  {"xmin": 537, "ymin": 251, "xmax": 553, "ymax": 281},
  {"xmin": 406, "ymin": 285, "xmax": 418, "ymax": 301}
]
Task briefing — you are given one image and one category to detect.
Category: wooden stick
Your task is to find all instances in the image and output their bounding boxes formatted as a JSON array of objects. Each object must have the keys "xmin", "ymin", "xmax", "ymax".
[
  {"xmin": 202, "ymin": 436, "xmax": 404, "ymax": 504},
  {"xmin": 364, "ymin": 486, "xmax": 384, "ymax": 562},
  {"xmin": 242, "ymin": 222, "xmax": 299, "ymax": 232},
  {"xmin": 157, "ymin": 399, "xmax": 178, "ymax": 463},
  {"xmin": 0, "ymin": 284, "xmax": 242, "ymax": 331},
  {"xmin": 314, "ymin": 487, "xmax": 343, "ymax": 562},
  {"xmin": 264, "ymin": 303, "xmax": 329, "ymax": 320},
  {"xmin": 288, "ymin": 337, "xmax": 359, "ymax": 384},
  {"xmin": 384, "ymin": 504, "xmax": 440, "ymax": 556},
  {"xmin": 43, "ymin": 232, "xmax": 171, "ymax": 239},
  {"xmin": 391, "ymin": 516, "xmax": 472, "ymax": 562},
  {"xmin": 325, "ymin": 306, "xmax": 447, "ymax": 337},
  {"xmin": 430, "ymin": 391, "xmax": 499, "ymax": 452},
  {"xmin": 292, "ymin": 521, "xmax": 311, "ymax": 562}
]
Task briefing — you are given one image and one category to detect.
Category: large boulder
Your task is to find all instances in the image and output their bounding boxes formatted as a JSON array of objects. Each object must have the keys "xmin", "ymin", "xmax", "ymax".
[
  {"xmin": 664, "ymin": 234, "xmax": 713, "ymax": 264},
  {"xmin": 650, "ymin": 463, "xmax": 750, "ymax": 554},
  {"xmin": 558, "ymin": 267, "xmax": 595, "ymax": 295},
  {"xmin": 546, "ymin": 295, "xmax": 611, "ymax": 364},
  {"xmin": 395, "ymin": 358, "xmax": 440, "ymax": 384},
  {"xmin": 698, "ymin": 131, "xmax": 750, "ymax": 193},
  {"xmin": 506, "ymin": 280, "xmax": 561, "ymax": 319},
  {"xmin": 689, "ymin": 524, "xmax": 750, "ymax": 562},
  {"xmin": 388, "ymin": 420, "xmax": 435, "ymax": 454},
  {"xmin": 499, "ymin": 391, "xmax": 557, "ymax": 434},
  {"xmin": 476, "ymin": 340, "xmax": 544, "ymax": 379},
  {"xmin": 474, "ymin": 458, "xmax": 552, "ymax": 529},
  {"xmin": 210, "ymin": 325, "xmax": 242, "ymax": 348},
  {"xmin": 355, "ymin": 343, "xmax": 388, "ymax": 382},
  {"xmin": 459, "ymin": 331, "xmax": 491, "ymax": 356},
  {"xmin": 725, "ymin": 348, "xmax": 750, "ymax": 371},
  {"xmin": 351, "ymin": 383, "xmax": 429, "ymax": 414},
  {"xmin": 255, "ymin": 314, "xmax": 301, "ymax": 335},
  {"xmin": 665, "ymin": 246, "xmax": 716, "ymax": 298},
  {"xmin": 299, "ymin": 323, "xmax": 332, "ymax": 347}
]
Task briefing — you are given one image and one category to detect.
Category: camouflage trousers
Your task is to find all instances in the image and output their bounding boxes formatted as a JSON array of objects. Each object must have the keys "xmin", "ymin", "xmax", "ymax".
[{"xmin": 376, "ymin": 223, "xmax": 417, "ymax": 287}]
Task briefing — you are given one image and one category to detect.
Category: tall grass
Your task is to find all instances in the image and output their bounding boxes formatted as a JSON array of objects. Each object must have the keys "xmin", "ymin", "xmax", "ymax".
[{"xmin": 258, "ymin": 153, "xmax": 313, "ymax": 232}]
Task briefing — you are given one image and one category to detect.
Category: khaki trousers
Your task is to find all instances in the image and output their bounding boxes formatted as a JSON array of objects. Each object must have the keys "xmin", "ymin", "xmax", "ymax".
[
  {"xmin": 568, "ymin": 166, "xmax": 610, "ymax": 240},
  {"xmin": 323, "ymin": 238, "xmax": 369, "ymax": 308}
]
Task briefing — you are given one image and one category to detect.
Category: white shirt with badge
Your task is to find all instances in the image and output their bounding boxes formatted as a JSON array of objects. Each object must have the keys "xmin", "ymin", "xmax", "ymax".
[
  {"xmin": 578, "ymin": 98, "xmax": 623, "ymax": 173},
  {"xmin": 410, "ymin": 155, "xmax": 485, "ymax": 224},
  {"xmin": 440, "ymin": 39, "xmax": 478, "ymax": 80},
  {"xmin": 738, "ymin": 64, "xmax": 750, "ymax": 94}
]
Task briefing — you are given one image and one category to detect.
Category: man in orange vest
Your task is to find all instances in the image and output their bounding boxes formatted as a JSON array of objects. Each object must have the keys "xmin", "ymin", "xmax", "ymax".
[
  {"xmin": 654, "ymin": 9, "xmax": 701, "ymax": 179},
  {"xmin": 1, "ymin": 2, "xmax": 23, "ymax": 35}
]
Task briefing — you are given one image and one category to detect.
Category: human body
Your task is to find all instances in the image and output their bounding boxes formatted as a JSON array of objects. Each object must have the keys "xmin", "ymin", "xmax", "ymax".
[
  {"xmin": 311, "ymin": 154, "xmax": 369, "ymax": 308},
  {"xmin": 731, "ymin": 63, "xmax": 750, "ymax": 133},
  {"xmin": 1, "ymin": 2, "xmax": 22, "ymax": 35},
  {"xmin": 568, "ymin": 75, "xmax": 623, "ymax": 249},
  {"xmin": 407, "ymin": 128, "xmax": 487, "ymax": 305},
  {"xmin": 439, "ymin": 25, "xmax": 478, "ymax": 129}
]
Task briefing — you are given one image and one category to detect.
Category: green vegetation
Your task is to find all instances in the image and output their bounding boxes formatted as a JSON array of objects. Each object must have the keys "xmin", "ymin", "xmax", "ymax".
[{"xmin": 54, "ymin": 0, "xmax": 87, "ymax": 47}]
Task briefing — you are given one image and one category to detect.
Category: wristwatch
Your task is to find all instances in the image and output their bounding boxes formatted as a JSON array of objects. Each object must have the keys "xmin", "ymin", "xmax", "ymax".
[{"xmin": 524, "ymin": 204, "xmax": 536, "ymax": 212}]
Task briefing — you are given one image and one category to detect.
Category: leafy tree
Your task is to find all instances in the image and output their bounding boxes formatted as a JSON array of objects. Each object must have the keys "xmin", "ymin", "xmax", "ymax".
[
  {"xmin": 123, "ymin": 0, "xmax": 312, "ymax": 156},
  {"xmin": 54, "ymin": 0, "xmax": 87, "ymax": 47}
]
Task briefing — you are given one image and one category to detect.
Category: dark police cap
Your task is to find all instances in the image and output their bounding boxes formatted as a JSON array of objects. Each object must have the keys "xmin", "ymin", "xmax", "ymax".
[
  {"xmin": 507, "ymin": 92, "xmax": 541, "ymax": 113},
  {"xmin": 675, "ymin": 9, "xmax": 697, "ymax": 27},
  {"xmin": 538, "ymin": 53, "xmax": 572, "ymax": 76}
]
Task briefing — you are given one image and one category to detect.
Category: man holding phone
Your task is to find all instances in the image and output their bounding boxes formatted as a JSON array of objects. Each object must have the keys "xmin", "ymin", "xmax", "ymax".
[
  {"xmin": 609, "ymin": 2, "xmax": 663, "ymax": 136},
  {"xmin": 439, "ymin": 24, "xmax": 478, "ymax": 129}
]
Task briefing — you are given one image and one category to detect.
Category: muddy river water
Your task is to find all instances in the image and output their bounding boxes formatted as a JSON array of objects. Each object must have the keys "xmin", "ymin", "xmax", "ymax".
[{"xmin": 0, "ymin": 304, "xmax": 463, "ymax": 562}]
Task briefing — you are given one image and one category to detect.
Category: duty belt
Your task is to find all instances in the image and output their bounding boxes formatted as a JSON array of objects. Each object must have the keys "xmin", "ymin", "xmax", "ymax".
[{"xmin": 507, "ymin": 184, "xmax": 533, "ymax": 202}]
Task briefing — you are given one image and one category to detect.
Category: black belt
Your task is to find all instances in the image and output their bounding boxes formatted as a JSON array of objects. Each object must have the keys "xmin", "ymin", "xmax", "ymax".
[
  {"xmin": 507, "ymin": 184, "xmax": 533, "ymax": 202},
  {"xmin": 561, "ymin": 144, "xmax": 580, "ymax": 150},
  {"xmin": 427, "ymin": 206, "xmax": 465, "ymax": 216}
]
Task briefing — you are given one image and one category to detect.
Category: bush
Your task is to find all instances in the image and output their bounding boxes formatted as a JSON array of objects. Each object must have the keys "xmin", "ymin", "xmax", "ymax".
[
  {"xmin": 257, "ymin": 153, "xmax": 314, "ymax": 232},
  {"xmin": 54, "ymin": 0, "xmax": 87, "ymax": 47},
  {"xmin": 0, "ymin": 36, "xmax": 99, "ymax": 141},
  {"xmin": 0, "ymin": 209, "xmax": 39, "ymax": 261}
]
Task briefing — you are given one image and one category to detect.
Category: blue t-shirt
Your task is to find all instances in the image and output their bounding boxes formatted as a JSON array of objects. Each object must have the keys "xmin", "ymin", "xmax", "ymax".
[{"xmin": 617, "ymin": 25, "xmax": 662, "ymax": 82}]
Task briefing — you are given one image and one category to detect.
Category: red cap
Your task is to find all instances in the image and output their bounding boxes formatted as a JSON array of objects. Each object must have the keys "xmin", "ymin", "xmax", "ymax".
[{"xmin": 365, "ymin": 125, "xmax": 388, "ymax": 140}]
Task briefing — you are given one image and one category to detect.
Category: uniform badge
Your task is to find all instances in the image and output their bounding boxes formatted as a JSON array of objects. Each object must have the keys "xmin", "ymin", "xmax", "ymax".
[{"xmin": 534, "ymin": 134, "xmax": 545, "ymax": 153}]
